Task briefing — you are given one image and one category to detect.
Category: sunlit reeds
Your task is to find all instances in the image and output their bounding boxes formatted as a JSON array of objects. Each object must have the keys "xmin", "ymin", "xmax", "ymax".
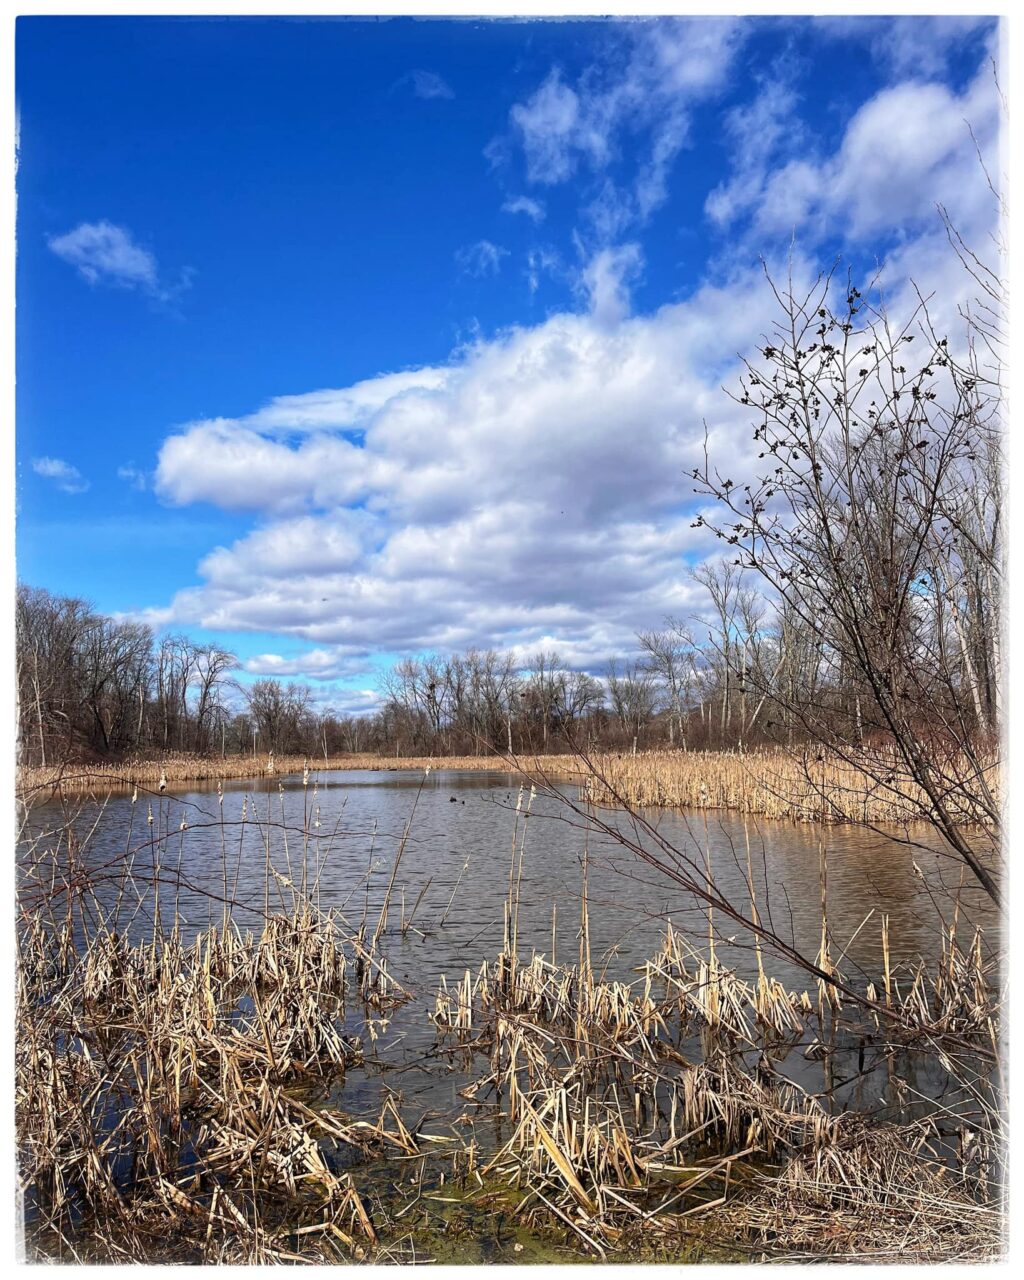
[
  {"xmin": 16, "ymin": 751, "xmax": 585, "ymax": 799},
  {"xmin": 16, "ymin": 772, "xmax": 1004, "ymax": 1263},
  {"xmin": 581, "ymin": 747, "xmax": 1000, "ymax": 826},
  {"xmin": 20, "ymin": 745, "xmax": 999, "ymax": 832},
  {"xmin": 430, "ymin": 828, "xmax": 1004, "ymax": 1261}
]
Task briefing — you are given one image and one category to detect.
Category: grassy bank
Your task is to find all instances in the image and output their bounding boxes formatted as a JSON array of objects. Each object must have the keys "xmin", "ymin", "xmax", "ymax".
[
  {"xmin": 15, "ymin": 751, "xmax": 584, "ymax": 798},
  {"xmin": 18, "ymin": 746, "xmax": 998, "ymax": 829},
  {"xmin": 582, "ymin": 748, "xmax": 1000, "ymax": 826}
]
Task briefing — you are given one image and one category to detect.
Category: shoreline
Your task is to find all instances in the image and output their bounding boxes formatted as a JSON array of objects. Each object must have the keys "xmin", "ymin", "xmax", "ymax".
[
  {"xmin": 16, "ymin": 746, "xmax": 997, "ymax": 827},
  {"xmin": 15, "ymin": 751, "xmax": 585, "ymax": 799}
]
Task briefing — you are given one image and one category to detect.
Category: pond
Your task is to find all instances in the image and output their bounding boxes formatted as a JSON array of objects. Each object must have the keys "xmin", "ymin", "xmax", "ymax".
[{"xmin": 19, "ymin": 766, "xmax": 995, "ymax": 1127}]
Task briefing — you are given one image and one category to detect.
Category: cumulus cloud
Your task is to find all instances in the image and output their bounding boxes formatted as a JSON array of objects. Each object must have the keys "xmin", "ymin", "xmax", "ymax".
[
  {"xmin": 243, "ymin": 648, "xmax": 373, "ymax": 681},
  {"xmin": 149, "ymin": 261, "xmax": 788, "ymax": 667},
  {"xmin": 708, "ymin": 53, "xmax": 1001, "ymax": 252},
  {"xmin": 137, "ymin": 29, "xmax": 1002, "ymax": 687},
  {"xmin": 32, "ymin": 456, "xmax": 89, "ymax": 494},
  {"xmin": 47, "ymin": 220, "xmax": 190, "ymax": 301},
  {"xmin": 150, "ymin": 215, "xmax": 994, "ymax": 680}
]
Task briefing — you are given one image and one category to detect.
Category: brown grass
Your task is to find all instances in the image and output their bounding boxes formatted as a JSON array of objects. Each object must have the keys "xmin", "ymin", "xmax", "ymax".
[
  {"xmin": 580, "ymin": 747, "xmax": 1000, "ymax": 826},
  {"xmin": 435, "ymin": 908, "xmax": 1003, "ymax": 1262},
  {"xmin": 16, "ymin": 751, "xmax": 585, "ymax": 799},
  {"xmin": 19, "ymin": 746, "xmax": 999, "ymax": 830},
  {"xmin": 16, "ymin": 789, "xmax": 1004, "ymax": 1263}
]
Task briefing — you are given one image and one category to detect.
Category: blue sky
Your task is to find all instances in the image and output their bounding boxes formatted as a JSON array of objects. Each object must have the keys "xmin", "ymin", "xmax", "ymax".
[{"xmin": 15, "ymin": 15, "xmax": 1002, "ymax": 712}]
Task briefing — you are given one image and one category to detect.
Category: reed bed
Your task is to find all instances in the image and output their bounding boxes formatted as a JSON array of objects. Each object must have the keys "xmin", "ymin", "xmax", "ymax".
[
  {"xmin": 16, "ymin": 777, "xmax": 1005, "ymax": 1263},
  {"xmin": 16, "ymin": 751, "xmax": 586, "ymax": 799},
  {"xmin": 430, "ymin": 848, "xmax": 1005, "ymax": 1262},
  {"xmin": 580, "ymin": 748, "xmax": 1000, "ymax": 826},
  {"xmin": 14, "ymin": 786, "xmax": 432, "ymax": 1264},
  {"xmin": 20, "ymin": 745, "xmax": 999, "ymax": 833},
  {"xmin": 16, "ymin": 894, "xmax": 402, "ymax": 1262}
]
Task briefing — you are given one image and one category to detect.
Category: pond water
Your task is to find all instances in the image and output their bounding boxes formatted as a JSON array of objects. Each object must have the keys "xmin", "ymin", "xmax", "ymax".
[{"xmin": 18, "ymin": 766, "xmax": 997, "ymax": 1134}]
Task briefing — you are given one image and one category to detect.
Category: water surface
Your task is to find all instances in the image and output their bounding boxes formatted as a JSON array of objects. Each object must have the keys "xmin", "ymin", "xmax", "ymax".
[{"xmin": 19, "ymin": 766, "xmax": 996, "ymax": 1129}]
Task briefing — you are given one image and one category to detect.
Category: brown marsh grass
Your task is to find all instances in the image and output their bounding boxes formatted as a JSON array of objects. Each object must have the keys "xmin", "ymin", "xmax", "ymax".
[
  {"xmin": 433, "ymin": 906, "xmax": 1003, "ymax": 1261},
  {"xmin": 580, "ymin": 747, "xmax": 1001, "ymax": 826},
  {"xmin": 16, "ymin": 751, "xmax": 585, "ymax": 799},
  {"xmin": 19, "ymin": 745, "xmax": 999, "ymax": 831},
  {"xmin": 16, "ymin": 772, "xmax": 1004, "ymax": 1262}
]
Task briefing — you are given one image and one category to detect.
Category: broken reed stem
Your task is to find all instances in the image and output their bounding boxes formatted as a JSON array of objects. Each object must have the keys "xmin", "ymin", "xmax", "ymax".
[
  {"xmin": 372, "ymin": 770, "xmax": 428, "ymax": 947},
  {"xmin": 440, "ymin": 858, "xmax": 469, "ymax": 930}
]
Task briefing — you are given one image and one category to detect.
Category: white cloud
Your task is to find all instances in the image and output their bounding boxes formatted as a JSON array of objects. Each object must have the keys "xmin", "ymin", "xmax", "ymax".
[
  {"xmin": 577, "ymin": 242, "xmax": 643, "ymax": 327},
  {"xmin": 509, "ymin": 70, "xmax": 590, "ymax": 185},
  {"xmin": 812, "ymin": 16, "xmax": 995, "ymax": 81},
  {"xmin": 494, "ymin": 17, "xmax": 743, "ymax": 314},
  {"xmin": 502, "ymin": 195, "xmax": 546, "ymax": 223},
  {"xmin": 239, "ymin": 368, "xmax": 448, "ymax": 435},
  {"xmin": 116, "ymin": 25, "xmax": 1003, "ymax": 689},
  {"xmin": 155, "ymin": 421, "xmax": 378, "ymax": 514},
  {"xmin": 117, "ymin": 464, "xmax": 148, "ymax": 491},
  {"xmin": 243, "ymin": 648, "xmax": 372, "ymax": 681},
  {"xmin": 199, "ymin": 513, "xmax": 371, "ymax": 581},
  {"xmin": 525, "ymin": 245, "xmax": 562, "ymax": 294},
  {"xmin": 455, "ymin": 239, "xmax": 509, "ymax": 277},
  {"xmin": 709, "ymin": 54, "xmax": 1002, "ymax": 253},
  {"xmin": 149, "ymin": 263, "xmax": 785, "ymax": 665},
  {"xmin": 32, "ymin": 456, "xmax": 89, "ymax": 494},
  {"xmin": 47, "ymin": 220, "xmax": 189, "ymax": 301},
  {"xmin": 704, "ymin": 76, "xmax": 803, "ymax": 229},
  {"xmin": 409, "ymin": 69, "xmax": 454, "ymax": 100},
  {"xmin": 502, "ymin": 18, "xmax": 741, "ymax": 235},
  {"xmin": 145, "ymin": 163, "xmax": 998, "ymax": 683}
]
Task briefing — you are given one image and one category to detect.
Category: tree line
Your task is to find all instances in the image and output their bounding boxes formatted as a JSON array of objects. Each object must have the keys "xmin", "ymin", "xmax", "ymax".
[{"xmin": 16, "ymin": 576, "xmax": 814, "ymax": 763}]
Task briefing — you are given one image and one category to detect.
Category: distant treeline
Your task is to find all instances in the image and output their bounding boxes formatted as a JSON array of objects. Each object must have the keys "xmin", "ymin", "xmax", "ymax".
[
  {"xmin": 15, "ymin": 525, "xmax": 998, "ymax": 767},
  {"xmin": 8, "ymin": 575, "xmax": 912, "ymax": 765}
]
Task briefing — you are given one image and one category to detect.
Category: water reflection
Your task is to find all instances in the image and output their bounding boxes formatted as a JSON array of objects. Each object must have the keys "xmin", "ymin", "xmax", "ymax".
[{"xmin": 19, "ymin": 767, "xmax": 997, "ymax": 1124}]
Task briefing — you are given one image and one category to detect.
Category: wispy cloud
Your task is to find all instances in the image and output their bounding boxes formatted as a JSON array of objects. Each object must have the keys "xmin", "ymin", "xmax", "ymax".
[
  {"xmin": 47, "ymin": 220, "xmax": 191, "ymax": 302},
  {"xmin": 812, "ymin": 15, "xmax": 993, "ymax": 81},
  {"xmin": 705, "ymin": 54, "xmax": 1001, "ymax": 250},
  {"xmin": 491, "ymin": 19, "xmax": 743, "ymax": 315},
  {"xmin": 392, "ymin": 69, "xmax": 454, "ymax": 100},
  {"xmin": 32, "ymin": 456, "xmax": 89, "ymax": 494},
  {"xmin": 525, "ymin": 245, "xmax": 562, "ymax": 294},
  {"xmin": 117, "ymin": 464, "xmax": 148, "ymax": 492},
  {"xmin": 577, "ymin": 242, "xmax": 643, "ymax": 327},
  {"xmin": 498, "ymin": 18, "xmax": 742, "ymax": 238},
  {"xmin": 455, "ymin": 239, "xmax": 509, "ymax": 277},
  {"xmin": 502, "ymin": 195, "xmax": 546, "ymax": 223}
]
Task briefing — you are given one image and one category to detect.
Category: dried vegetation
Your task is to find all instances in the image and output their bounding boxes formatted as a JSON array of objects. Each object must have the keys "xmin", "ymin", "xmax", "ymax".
[{"xmin": 16, "ymin": 781, "xmax": 1004, "ymax": 1263}]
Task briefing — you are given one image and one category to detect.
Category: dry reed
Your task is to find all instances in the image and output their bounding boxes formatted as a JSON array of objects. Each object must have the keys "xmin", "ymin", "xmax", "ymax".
[
  {"xmin": 16, "ymin": 775, "xmax": 1004, "ymax": 1264},
  {"xmin": 16, "ymin": 752, "xmax": 585, "ymax": 800},
  {"xmin": 581, "ymin": 748, "xmax": 1000, "ymax": 826},
  {"xmin": 21, "ymin": 745, "xmax": 999, "ymax": 832}
]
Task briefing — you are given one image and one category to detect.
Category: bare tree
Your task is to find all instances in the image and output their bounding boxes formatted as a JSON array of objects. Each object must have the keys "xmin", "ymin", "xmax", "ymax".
[{"xmin": 692, "ymin": 263, "xmax": 1002, "ymax": 903}]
